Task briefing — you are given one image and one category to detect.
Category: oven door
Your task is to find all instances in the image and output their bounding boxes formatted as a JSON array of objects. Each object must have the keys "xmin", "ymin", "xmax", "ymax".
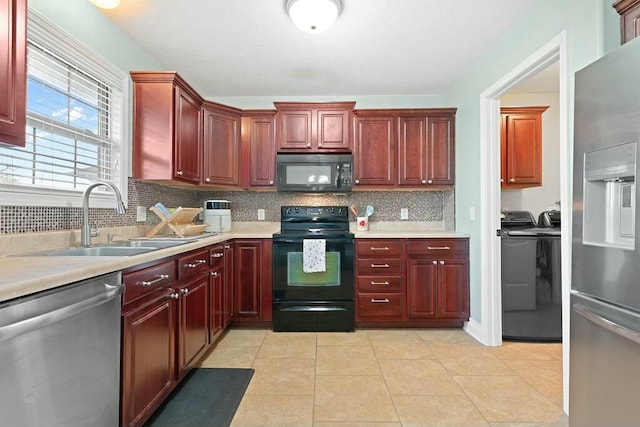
[{"xmin": 272, "ymin": 236, "xmax": 354, "ymax": 302}]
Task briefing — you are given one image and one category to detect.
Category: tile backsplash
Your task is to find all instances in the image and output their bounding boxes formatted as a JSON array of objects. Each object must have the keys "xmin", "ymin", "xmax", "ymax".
[{"xmin": 0, "ymin": 178, "xmax": 455, "ymax": 234}]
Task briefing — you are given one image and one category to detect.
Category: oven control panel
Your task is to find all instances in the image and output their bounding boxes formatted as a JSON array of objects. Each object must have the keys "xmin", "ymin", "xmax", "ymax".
[{"xmin": 282, "ymin": 206, "xmax": 347, "ymax": 220}]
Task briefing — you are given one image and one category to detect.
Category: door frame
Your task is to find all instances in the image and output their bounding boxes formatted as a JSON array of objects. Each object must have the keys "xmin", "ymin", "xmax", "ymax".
[{"xmin": 478, "ymin": 30, "xmax": 570, "ymax": 411}]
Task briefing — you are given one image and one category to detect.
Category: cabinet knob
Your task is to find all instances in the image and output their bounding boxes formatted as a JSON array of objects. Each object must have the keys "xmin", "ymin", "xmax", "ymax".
[
  {"xmin": 355, "ymin": 179, "xmax": 360, "ymax": 184},
  {"xmin": 427, "ymin": 179, "xmax": 433, "ymax": 184},
  {"xmin": 421, "ymin": 179, "xmax": 427, "ymax": 184},
  {"xmin": 432, "ymin": 260, "xmax": 438, "ymax": 265},
  {"xmin": 180, "ymin": 288, "xmax": 189, "ymax": 295},
  {"xmin": 500, "ymin": 178, "xmax": 504, "ymax": 183},
  {"xmin": 168, "ymin": 292, "xmax": 179, "ymax": 299},
  {"xmin": 224, "ymin": 245, "xmax": 231, "ymax": 249},
  {"xmin": 176, "ymin": 170, "xmax": 183, "ymax": 176},
  {"xmin": 439, "ymin": 260, "xmax": 445, "ymax": 265},
  {"xmin": 269, "ymin": 180, "xmax": 274, "ymax": 185},
  {"xmin": 205, "ymin": 177, "xmax": 211, "ymax": 183},
  {"xmin": 509, "ymin": 178, "xmax": 515, "ymax": 183},
  {"xmin": 211, "ymin": 271, "xmax": 218, "ymax": 277}
]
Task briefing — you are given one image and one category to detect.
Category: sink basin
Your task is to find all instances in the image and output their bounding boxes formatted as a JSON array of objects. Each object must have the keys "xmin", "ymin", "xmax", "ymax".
[
  {"xmin": 108, "ymin": 239, "xmax": 196, "ymax": 249},
  {"xmin": 18, "ymin": 239, "xmax": 196, "ymax": 257}
]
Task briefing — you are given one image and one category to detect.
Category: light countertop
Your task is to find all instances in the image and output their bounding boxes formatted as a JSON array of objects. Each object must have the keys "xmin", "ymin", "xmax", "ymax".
[{"xmin": 0, "ymin": 221, "xmax": 467, "ymax": 303}]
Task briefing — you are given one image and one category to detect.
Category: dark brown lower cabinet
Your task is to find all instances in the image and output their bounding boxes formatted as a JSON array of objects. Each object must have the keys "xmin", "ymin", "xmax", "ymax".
[
  {"xmin": 121, "ymin": 287, "xmax": 176, "ymax": 427},
  {"xmin": 233, "ymin": 239, "xmax": 272, "ymax": 324},
  {"xmin": 176, "ymin": 273, "xmax": 209, "ymax": 379},
  {"xmin": 405, "ymin": 239, "xmax": 470, "ymax": 324}
]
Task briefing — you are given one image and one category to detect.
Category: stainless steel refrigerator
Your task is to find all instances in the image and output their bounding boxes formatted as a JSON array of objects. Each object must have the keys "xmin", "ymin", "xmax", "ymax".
[{"xmin": 570, "ymin": 37, "xmax": 640, "ymax": 426}]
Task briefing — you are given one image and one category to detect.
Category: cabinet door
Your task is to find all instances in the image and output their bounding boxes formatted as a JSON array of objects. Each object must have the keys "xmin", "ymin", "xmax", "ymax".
[
  {"xmin": 244, "ymin": 113, "xmax": 276, "ymax": 187},
  {"xmin": 501, "ymin": 107, "xmax": 547, "ymax": 188},
  {"xmin": 174, "ymin": 86, "xmax": 202, "ymax": 183},
  {"xmin": 203, "ymin": 106, "xmax": 240, "ymax": 186},
  {"xmin": 121, "ymin": 289, "xmax": 176, "ymax": 427},
  {"xmin": 614, "ymin": 0, "xmax": 640, "ymax": 43},
  {"xmin": 398, "ymin": 116, "xmax": 427, "ymax": 186},
  {"xmin": 277, "ymin": 109, "xmax": 312, "ymax": 150},
  {"xmin": 209, "ymin": 265, "xmax": 224, "ymax": 342},
  {"xmin": 427, "ymin": 115, "xmax": 454, "ymax": 185},
  {"xmin": 177, "ymin": 274, "xmax": 209, "ymax": 378},
  {"xmin": 316, "ymin": 108, "xmax": 351, "ymax": 151},
  {"xmin": 223, "ymin": 242, "xmax": 234, "ymax": 326},
  {"xmin": 353, "ymin": 116, "xmax": 396, "ymax": 186},
  {"xmin": 406, "ymin": 258, "xmax": 438, "ymax": 319},
  {"xmin": 233, "ymin": 240, "xmax": 263, "ymax": 320},
  {"xmin": 0, "ymin": 0, "xmax": 26, "ymax": 147},
  {"xmin": 437, "ymin": 258, "xmax": 469, "ymax": 319}
]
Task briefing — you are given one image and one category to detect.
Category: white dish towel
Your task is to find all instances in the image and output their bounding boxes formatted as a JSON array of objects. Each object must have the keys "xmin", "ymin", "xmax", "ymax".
[{"xmin": 303, "ymin": 239, "xmax": 326, "ymax": 273}]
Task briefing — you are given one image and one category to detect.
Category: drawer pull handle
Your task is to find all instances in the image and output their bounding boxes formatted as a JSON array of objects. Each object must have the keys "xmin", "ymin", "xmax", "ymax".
[
  {"xmin": 371, "ymin": 298, "xmax": 390, "ymax": 303},
  {"xmin": 371, "ymin": 281, "xmax": 390, "ymax": 285},
  {"xmin": 140, "ymin": 274, "xmax": 169, "ymax": 287},
  {"xmin": 427, "ymin": 246, "xmax": 450, "ymax": 250},
  {"xmin": 370, "ymin": 263, "xmax": 390, "ymax": 268},
  {"xmin": 212, "ymin": 253, "xmax": 224, "ymax": 258},
  {"xmin": 370, "ymin": 247, "xmax": 389, "ymax": 251},
  {"xmin": 185, "ymin": 259, "xmax": 207, "ymax": 268}
]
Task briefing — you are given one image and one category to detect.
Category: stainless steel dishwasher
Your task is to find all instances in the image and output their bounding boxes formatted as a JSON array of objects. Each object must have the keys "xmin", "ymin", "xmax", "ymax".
[{"xmin": 0, "ymin": 272, "xmax": 123, "ymax": 427}]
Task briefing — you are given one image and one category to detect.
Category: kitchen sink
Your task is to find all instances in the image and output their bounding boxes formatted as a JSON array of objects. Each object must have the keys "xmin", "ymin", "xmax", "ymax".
[{"xmin": 17, "ymin": 238, "xmax": 197, "ymax": 257}]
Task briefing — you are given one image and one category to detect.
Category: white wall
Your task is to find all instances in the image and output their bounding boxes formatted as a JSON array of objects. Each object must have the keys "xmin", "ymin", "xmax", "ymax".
[{"xmin": 500, "ymin": 93, "xmax": 561, "ymax": 219}]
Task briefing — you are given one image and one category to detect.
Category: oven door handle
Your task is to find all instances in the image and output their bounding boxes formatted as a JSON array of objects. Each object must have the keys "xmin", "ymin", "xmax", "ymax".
[
  {"xmin": 280, "ymin": 306, "xmax": 347, "ymax": 312},
  {"xmin": 273, "ymin": 238, "xmax": 353, "ymax": 244}
]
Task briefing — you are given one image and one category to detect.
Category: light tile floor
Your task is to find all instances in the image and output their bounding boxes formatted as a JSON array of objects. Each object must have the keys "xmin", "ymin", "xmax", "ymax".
[{"xmin": 197, "ymin": 328, "xmax": 567, "ymax": 427}]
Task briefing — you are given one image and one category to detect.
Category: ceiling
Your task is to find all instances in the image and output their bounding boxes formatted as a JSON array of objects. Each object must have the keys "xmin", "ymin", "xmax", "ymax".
[{"xmin": 100, "ymin": 0, "xmax": 539, "ymax": 98}]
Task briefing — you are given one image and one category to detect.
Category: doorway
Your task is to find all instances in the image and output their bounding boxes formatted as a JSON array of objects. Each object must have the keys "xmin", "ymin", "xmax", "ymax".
[{"xmin": 477, "ymin": 31, "xmax": 570, "ymax": 411}]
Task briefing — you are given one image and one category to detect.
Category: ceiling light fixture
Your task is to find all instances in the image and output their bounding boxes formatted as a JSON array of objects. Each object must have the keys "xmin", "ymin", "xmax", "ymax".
[
  {"xmin": 285, "ymin": 0, "xmax": 342, "ymax": 33},
  {"xmin": 89, "ymin": 0, "xmax": 121, "ymax": 9}
]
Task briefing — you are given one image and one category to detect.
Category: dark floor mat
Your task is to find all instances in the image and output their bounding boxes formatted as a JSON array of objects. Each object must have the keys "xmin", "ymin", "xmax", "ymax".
[{"xmin": 144, "ymin": 368, "xmax": 254, "ymax": 427}]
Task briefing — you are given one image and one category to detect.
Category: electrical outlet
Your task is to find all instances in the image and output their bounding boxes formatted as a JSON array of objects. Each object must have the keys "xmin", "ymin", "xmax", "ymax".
[
  {"xmin": 400, "ymin": 208, "xmax": 409, "ymax": 220},
  {"xmin": 469, "ymin": 206, "xmax": 476, "ymax": 221},
  {"xmin": 258, "ymin": 209, "xmax": 265, "ymax": 221},
  {"xmin": 136, "ymin": 206, "xmax": 147, "ymax": 222}
]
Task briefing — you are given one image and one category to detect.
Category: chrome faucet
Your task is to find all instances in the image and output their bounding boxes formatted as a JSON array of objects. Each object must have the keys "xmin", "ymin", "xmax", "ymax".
[{"xmin": 82, "ymin": 182, "xmax": 126, "ymax": 246}]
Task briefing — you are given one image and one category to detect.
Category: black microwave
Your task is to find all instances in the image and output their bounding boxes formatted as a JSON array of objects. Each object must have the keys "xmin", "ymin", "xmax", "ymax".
[{"xmin": 276, "ymin": 153, "xmax": 353, "ymax": 193}]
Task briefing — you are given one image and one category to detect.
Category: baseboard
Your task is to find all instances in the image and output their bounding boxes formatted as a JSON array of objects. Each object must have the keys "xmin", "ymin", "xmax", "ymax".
[{"xmin": 464, "ymin": 319, "xmax": 494, "ymax": 346}]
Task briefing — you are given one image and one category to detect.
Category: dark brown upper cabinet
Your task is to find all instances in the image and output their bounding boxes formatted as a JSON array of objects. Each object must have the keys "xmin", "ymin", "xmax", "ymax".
[
  {"xmin": 0, "ymin": 0, "xmax": 27, "ymax": 147},
  {"xmin": 614, "ymin": 0, "xmax": 640, "ymax": 44},
  {"xmin": 274, "ymin": 102, "xmax": 355, "ymax": 152}
]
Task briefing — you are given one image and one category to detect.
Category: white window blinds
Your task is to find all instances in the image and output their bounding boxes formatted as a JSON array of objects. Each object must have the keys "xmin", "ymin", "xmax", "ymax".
[{"xmin": 0, "ymin": 11, "xmax": 125, "ymax": 198}]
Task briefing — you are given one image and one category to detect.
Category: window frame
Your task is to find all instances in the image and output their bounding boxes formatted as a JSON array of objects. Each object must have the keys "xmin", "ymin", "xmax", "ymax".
[{"xmin": 0, "ymin": 9, "xmax": 129, "ymax": 209}]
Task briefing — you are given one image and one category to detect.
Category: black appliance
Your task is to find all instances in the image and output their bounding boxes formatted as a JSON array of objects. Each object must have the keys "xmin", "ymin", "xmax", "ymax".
[
  {"xmin": 537, "ymin": 209, "xmax": 561, "ymax": 228},
  {"xmin": 276, "ymin": 153, "xmax": 353, "ymax": 193},
  {"xmin": 272, "ymin": 206, "xmax": 355, "ymax": 332},
  {"xmin": 500, "ymin": 210, "xmax": 561, "ymax": 342}
]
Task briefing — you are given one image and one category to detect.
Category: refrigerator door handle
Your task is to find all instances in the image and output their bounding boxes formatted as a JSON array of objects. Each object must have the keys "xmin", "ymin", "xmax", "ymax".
[{"xmin": 574, "ymin": 303, "xmax": 640, "ymax": 345}]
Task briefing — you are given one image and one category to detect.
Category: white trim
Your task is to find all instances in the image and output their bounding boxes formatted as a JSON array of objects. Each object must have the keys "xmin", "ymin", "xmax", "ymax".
[
  {"xmin": 463, "ymin": 318, "xmax": 484, "ymax": 344},
  {"xmin": 479, "ymin": 30, "xmax": 569, "ymax": 410}
]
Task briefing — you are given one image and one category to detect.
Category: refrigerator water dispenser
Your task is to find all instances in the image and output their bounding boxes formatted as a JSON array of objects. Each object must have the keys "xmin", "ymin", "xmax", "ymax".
[{"xmin": 583, "ymin": 142, "xmax": 636, "ymax": 249}]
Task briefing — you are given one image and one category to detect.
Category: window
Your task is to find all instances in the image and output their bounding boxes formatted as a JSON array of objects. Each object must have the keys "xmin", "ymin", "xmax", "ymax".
[{"xmin": 0, "ymin": 11, "xmax": 127, "ymax": 208}]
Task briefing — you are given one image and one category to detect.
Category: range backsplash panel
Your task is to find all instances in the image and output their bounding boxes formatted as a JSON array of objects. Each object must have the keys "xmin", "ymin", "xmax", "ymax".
[{"xmin": 0, "ymin": 179, "xmax": 454, "ymax": 234}]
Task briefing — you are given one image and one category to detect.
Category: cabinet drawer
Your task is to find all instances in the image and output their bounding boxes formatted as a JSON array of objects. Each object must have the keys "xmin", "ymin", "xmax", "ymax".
[
  {"xmin": 210, "ymin": 245, "xmax": 225, "ymax": 269},
  {"xmin": 357, "ymin": 292, "xmax": 403, "ymax": 319},
  {"xmin": 356, "ymin": 240, "xmax": 402, "ymax": 258},
  {"xmin": 405, "ymin": 238, "xmax": 468, "ymax": 256},
  {"xmin": 357, "ymin": 259, "xmax": 402, "ymax": 276},
  {"xmin": 357, "ymin": 276, "xmax": 403, "ymax": 292},
  {"xmin": 123, "ymin": 260, "xmax": 176, "ymax": 304},
  {"xmin": 178, "ymin": 249, "xmax": 210, "ymax": 279}
]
